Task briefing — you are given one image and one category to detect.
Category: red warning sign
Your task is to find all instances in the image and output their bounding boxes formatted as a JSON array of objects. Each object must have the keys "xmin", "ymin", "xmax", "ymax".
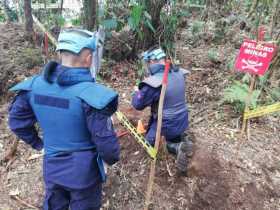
[{"xmin": 235, "ymin": 39, "xmax": 277, "ymax": 75}]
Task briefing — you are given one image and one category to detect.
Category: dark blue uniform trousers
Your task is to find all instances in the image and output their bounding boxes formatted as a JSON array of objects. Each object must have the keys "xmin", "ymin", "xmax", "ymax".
[
  {"xmin": 43, "ymin": 151, "xmax": 103, "ymax": 210},
  {"xmin": 43, "ymin": 182, "xmax": 102, "ymax": 210}
]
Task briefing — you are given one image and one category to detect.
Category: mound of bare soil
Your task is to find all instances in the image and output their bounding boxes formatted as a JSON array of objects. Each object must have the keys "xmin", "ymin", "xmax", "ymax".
[{"xmin": 0, "ymin": 23, "xmax": 43, "ymax": 102}]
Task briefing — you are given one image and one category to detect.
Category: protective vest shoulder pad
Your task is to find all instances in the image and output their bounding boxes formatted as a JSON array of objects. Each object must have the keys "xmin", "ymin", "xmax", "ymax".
[
  {"xmin": 78, "ymin": 83, "xmax": 118, "ymax": 110},
  {"xmin": 139, "ymin": 74, "xmax": 163, "ymax": 89},
  {"xmin": 9, "ymin": 75, "xmax": 39, "ymax": 92}
]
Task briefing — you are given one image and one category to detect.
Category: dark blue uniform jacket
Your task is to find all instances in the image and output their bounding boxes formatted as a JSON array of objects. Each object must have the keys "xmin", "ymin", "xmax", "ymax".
[
  {"xmin": 8, "ymin": 63, "xmax": 120, "ymax": 189},
  {"xmin": 132, "ymin": 64, "xmax": 188, "ymax": 144}
]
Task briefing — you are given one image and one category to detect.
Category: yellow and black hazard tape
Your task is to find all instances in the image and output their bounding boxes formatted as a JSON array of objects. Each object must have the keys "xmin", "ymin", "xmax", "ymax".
[
  {"xmin": 115, "ymin": 111, "xmax": 157, "ymax": 159},
  {"xmin": 244, "ymin": 102, "xmax": 280, "ymax": 120}
]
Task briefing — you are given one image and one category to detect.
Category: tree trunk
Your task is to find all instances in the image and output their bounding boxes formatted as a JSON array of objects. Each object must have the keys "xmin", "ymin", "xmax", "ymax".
[
  {"xmin": 89, "ymin": 0, "xmax": 97, "ymax": 30},
  {"xmin": 141, "ymin": 0, "xmax": 167, "ymax": 48},
  {"xmin": 60, "ymin": 0, "xmax": 64, "ymax": 15},
  {"xmin": 83, "ymin": 0, "xmax": 97, "ymax": 30},
  {"xmin": 145, "ymin": 0, "xmax": 166, "ymax": 30},
  {"xmin": 24, "ymin": 0, "xmax": 33, "ymax": 39}
]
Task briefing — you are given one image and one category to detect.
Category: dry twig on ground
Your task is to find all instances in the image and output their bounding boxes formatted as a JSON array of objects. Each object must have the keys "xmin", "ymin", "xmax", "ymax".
[
  {"xmin": 3, "ymin": 137, "xmax": 18, "ymax": 163},
  {"xmin": 11, "ymin": 195, "xmax": 40, "ymax": 210}
]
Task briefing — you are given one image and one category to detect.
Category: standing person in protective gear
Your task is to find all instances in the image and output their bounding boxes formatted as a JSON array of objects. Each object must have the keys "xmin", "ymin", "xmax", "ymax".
[
  {"xmin": 131, "ymin": 47, "xmax": 193, "ymax": 172},
  {"xmin": 8, "ymin": 29, "xmax": 120, "ymax": 210}
]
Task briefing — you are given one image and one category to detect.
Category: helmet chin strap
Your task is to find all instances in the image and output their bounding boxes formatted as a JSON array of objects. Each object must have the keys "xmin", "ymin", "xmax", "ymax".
[{"xmin": 90, "ymin": 53, "xmax": 96, "ymax": 78}]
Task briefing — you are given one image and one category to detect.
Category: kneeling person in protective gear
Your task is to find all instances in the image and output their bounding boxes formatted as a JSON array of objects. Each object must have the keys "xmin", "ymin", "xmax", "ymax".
[
  {"xmin": 131, "ymin": 47, "xmax": 193, "ymax": 172},
  {"xmin": 8, "ymin": 28, "xmax": 120, "ymax": 210}
]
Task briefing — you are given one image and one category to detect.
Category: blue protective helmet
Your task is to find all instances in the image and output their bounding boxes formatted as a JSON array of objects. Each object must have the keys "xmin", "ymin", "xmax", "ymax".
[
  {"xmin": 142, "ymin": 48, "xmax": 166, "ymax": 62},
  {"xmin": 56, "ymin": 29, "xmax": 96, "ymax": 54}
]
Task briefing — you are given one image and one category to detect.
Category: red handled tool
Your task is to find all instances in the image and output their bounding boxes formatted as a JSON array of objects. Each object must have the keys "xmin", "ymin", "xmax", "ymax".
[{"xmin": 144, "ymin": 60, "xmax": 171, "ymax": 210}]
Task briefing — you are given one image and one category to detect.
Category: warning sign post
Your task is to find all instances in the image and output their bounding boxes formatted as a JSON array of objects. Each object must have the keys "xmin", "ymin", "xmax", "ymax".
[{"xmin": 235, "ymin": 27, "xmax": 278, "ymax": 137}]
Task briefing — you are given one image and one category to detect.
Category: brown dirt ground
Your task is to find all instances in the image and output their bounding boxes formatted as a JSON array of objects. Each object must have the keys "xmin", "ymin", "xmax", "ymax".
[{"xmin": 0, "ymin": 23, "xmax": 280, "ymax": 210}]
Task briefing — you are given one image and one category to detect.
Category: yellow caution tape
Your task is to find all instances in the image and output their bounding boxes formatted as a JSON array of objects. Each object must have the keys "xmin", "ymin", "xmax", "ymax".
[
  {"xmin": 244, "ymin": 102, "xmax": 280, "ymax": 120},
  {"xmin": 115, "ymin": 111, "xmax": 157, "ymax": 159}
]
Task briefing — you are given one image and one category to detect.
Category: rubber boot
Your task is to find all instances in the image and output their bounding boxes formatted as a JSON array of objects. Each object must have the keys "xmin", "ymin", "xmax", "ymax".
[
  {"xmin": 166, "ymin": 142, "xmax": 180, "ymax": 155},
  {"xmin": 183, "ymin": 137, "xmax": 193, "ymax": 158},
  {"xmin": 176, "ymin": 141, "xmax": 189, "ymax": 173},
  {"xmin": 176, "ymin": 138, "xmax": 193, "ymax": 173},
  {"xmin": 166, "ymin": 137, "xmax": 193, "ymax": 173}
]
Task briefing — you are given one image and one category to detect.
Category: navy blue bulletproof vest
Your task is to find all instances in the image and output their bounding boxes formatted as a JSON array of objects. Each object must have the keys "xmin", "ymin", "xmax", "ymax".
[
  {"xmin": 139, "ymin": 64, "xmax": 187, "ymax": 119},
  {"xmin": 10, "ymin": 62, "xmax": 118, "ymax": 157}
]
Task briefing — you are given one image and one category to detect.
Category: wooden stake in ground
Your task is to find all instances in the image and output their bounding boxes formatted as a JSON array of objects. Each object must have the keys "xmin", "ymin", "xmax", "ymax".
[
  {"xmin": 241, "ymin": 75, "xmax": 256, "ymax": 136},
  {"xmin": 44, "ymin": 32, "xmax": 49, "ymax": 63},
  {"xmin": 144, "ymin": 60, "xmax": 171, "ymax": 210},
  {"xmin": 32, "ymin": 15, "xmax": 58, "ymax": 47},
  {"xmin": 241, "ymin": 27, "xmax": 265, "ymax": 137}
]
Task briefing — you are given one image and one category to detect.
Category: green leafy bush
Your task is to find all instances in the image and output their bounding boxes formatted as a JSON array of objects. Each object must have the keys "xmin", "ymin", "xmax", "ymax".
[
  {"xmin": 71, "ymin": 17, "xmax": 82, "ymax": 26},
  {"xmin": 101, "ymin": 18, "xmax": 118, "ymax": 30},
  {"xmin": 226, "ymin": 55, "xmax": 236, "ymax": 71},
  {"xmin": 0, "ymin": 8, "xmax": 6, "ymax": 22},
  {"xmin": 127, "ymin": 4, "xmax": 155, "ymax": 40},
  {"xmin": 223, "ymin": 81, "xmax": 261, "ymax": 113},
  {"xmin": 48, "ymin": 14, "xmax": 65, "ymax": 27},
  {"xmin": 0, "ymin": 4, "xmax": 18, "ymax": 22},
  {"xmin": 208, "ymin": 48, "xmax": 220, "ymax": 63},
  {"xmin": 191, "ymin": 20, "xmax": 205, "ymax": 35},
  {"xmin": 268, "ymin": 87, "xmax": 280, "ymax": 102},
  {"xmin": 160, "ymin": 3, "xmax": 190, "ymax": 56}
]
